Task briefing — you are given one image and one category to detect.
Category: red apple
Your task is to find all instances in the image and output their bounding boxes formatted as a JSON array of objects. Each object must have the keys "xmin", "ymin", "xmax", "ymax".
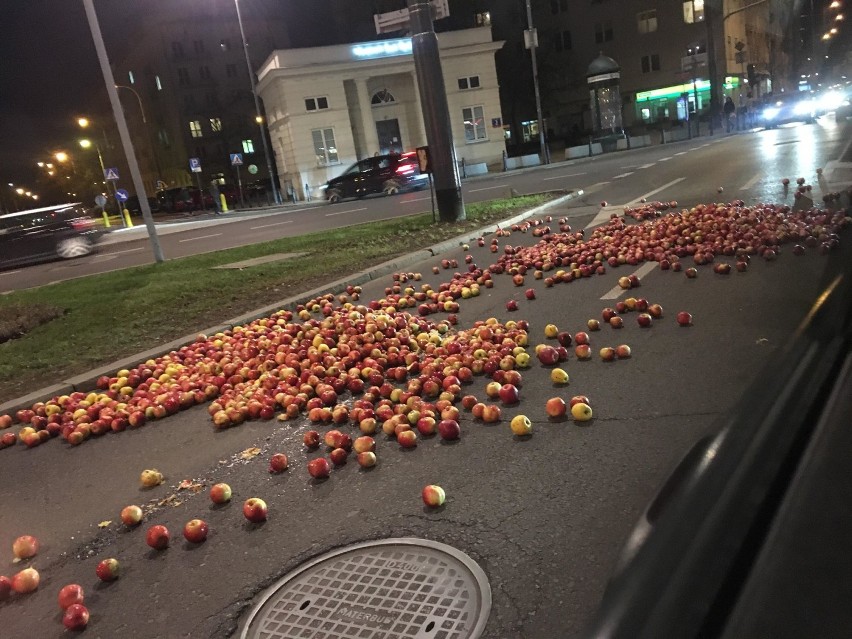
[
  {"xmin": 609, "ymin": 316, "xmax": 624, "ymax": 329},
  {"xmin": 357, "ymin": 451, "xmax": 377, "ymax": 468},
  {"xmin": 438, "ymin": 419, "xmax": 461, "ymax": 440},
  {"xmin": 648, "ymin": 303, "xmax": 663, "ymax": 318},
  {"xmin": 498, "ymin": 383, "xmax": 520, "ymax": 405},
  {"xmin": 616, "ymin": 344, "xmax": 632, "ymax": 359},
  {"xmin": 0, "ymin": 575, "xmax": 12, "ymax": 600},
  {"xmin": 269, "ymin": 453, "xmax": 289, "ymax": 473},
  {"xmin": 12, "ymin": 535, "xmax": 39, "ymax": 560},
  {"xmin": 330, "ymin": 447, "xmax": 349, "ymax": 465},
  {"xmin": 599, "ymin": 347, "xmax": 616, "ymax": 361},
  {"xmin": 145, "ymin": 524, "xmax": 170, "ymax": 550},
  {"xmin": 537, "ymin": 346, "xmax": 559, "ymax": 366},
  {"xmin": 545, "ymin": 397, "xmax": 567, "ymax": 418},
  {"xmin": 574, "ymin": 332, "xmax": 590, "ymax": 345},
  {"xmin": 209, "ymin": 483, "xmax": 232, "ymax": 504},
  {"xmin": 569, "ymin": 395, "xmax": 591, "ymax": 408},
  {"xmin": 524, "ymin": 288, "xmax": 536, "ymax": 300},
  {"xmin": 637, "ymin": 313, "xmax": 652, "ymax": 327},
  {"xmin": 95, "ymin": 557, "xmax": 120, "ymax": 582},
  {"xmin": 63, "ymin": 603, "xmax": 90, "ymax": 631},
  {"xmin": 353, "ymin": 436, "xmax": 375, "ymax": 454},
  {"xmin": 307, "ymin": 458, "xmax": 331, "ymax": 479},
  {"xmin": 422, "ymin": 485, "xmax": 446, "ymax": 507},
  {"xmin": 242, "ymin": 497, "xmax": 269, "ymax": 522},
  {"xmin": 303, "ymin": 430, "xmax": 320, "ymax": 449},
  {"xmin": 574, "ymin": 344, "xmax": 592, "ymax": 359},
  {"xmin": 11, "ymin": 567, "xmax": 39, "ymax": 594},
  {"xmin": 397, "ymin": 430, "xmax": 418, "ymax": 448},
  {"xmin": 58, "ymin": 583, "xmax": 85, "ymax": 609},
  {"xmin": 183, "ymin": 519, "xmax": 209, "ymax": 543},
  {"xmin": 676, "ymin": 311, "xmax": 693, "ymax": 326}
]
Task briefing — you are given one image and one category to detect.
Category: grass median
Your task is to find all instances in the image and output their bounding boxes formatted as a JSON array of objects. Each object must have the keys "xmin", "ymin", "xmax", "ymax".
[{"xmin": 0, "ymin": 194, "xmax": 554, "ymax": 403}]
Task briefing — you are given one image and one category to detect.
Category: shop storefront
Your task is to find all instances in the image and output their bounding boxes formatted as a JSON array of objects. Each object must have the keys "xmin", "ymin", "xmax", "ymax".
[
  {"xmin": 635, "ymin": 77, "xmax": 741, "ymax": 124},
  {"xmin": 256, "ymin": 28, "xmax": 505, "ymax": 199}
]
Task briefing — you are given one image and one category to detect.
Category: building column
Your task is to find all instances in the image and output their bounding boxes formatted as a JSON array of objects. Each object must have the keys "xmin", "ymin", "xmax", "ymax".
[
  {"xmin": 355, "ymin": 77, "xmax": 380, "ymax": 156},
  {"xmin": 410, "ymin": 70, "xmax": 427, "ymax": 147}
]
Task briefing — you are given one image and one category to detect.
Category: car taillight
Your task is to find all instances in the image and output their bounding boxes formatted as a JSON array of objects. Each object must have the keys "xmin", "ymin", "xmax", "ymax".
[
  {"xmin": 70, "ymin": 218, "xmax": 95, "ymax": 231},
  {"xmin": 396, "ymin": 164, "xmax": 415, "ymax": 175}
]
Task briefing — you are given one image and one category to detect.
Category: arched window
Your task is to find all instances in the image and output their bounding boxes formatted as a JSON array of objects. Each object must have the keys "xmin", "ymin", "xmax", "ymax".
[{"xmin": 371, "ymin": 89, "xmax": 396, "ymax": 105}]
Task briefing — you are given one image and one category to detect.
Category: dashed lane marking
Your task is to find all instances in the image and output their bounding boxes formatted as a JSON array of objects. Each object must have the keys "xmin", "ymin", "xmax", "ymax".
[
  {"xmin": 739, "ymin": 173, "xmax": 761, "ymax": 190},
  {"xmin": 541, "ymin": 172, "xmax": 587, "ymax": 181},
  {"xmin": 625, "ymin": 177, "xmax": 686, "ymax": 207},
  {"xmin": 468, "ymin": 184, "xmax": 508, "ymax": 192},
  {"xmin": 178, "ymin": 233, "xmax": 223, "ymax": 243},
  {"xmin": 600, "ymin": 262, "xmax": 658, "ymax": 299},
  {"xmin": 325, "ymin": 207, "xmax": 369, "ymax": 216},
  {"xmin": 250, "ymin": 220, "xmax": 294, "ymax": 230}
]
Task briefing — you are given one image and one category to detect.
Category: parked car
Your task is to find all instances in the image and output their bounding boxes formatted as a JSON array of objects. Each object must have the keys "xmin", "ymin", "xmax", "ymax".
[
  {"xmin": 759, "ymin": 93, "xmax": 817, "ymax": 128},
  {"xmin": 0, "ymin": 203, "xmax": 102, "ymax": 268},
  {"xmin": 124, "ymin": 195, "xmax": 162, "ymax": 216},
  {"xmin": 155, "ymin": 187, "xmax": 214, "ymax": 214},
  {"xmin": 324, "ymin": 152, "xmax": 428, "ymax": 204}
]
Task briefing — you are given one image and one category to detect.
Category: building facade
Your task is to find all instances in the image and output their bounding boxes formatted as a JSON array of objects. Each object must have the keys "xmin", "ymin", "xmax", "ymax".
[{"xmin": 256, "ymin": 27, "xmax": 506, "ymax": 199}]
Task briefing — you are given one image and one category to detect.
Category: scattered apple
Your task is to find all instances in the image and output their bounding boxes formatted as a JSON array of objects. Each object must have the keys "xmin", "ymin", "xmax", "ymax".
[
  {"xmin": 550, "ymin": 368, "xmax": 569, "ymax": 384},
  {"xmin": 12, "ymin": 535, "xmax": 39, "ymax": 560},
  {"xmin": 422, "ymin": 485, "xmax": 446, "ymax": 507},
  {"xmin": 599, "ymin": 347, "xmax": 616, "ymax": 362},
  {"xmin": 209, "ymin": 483, "xmax": 232, "ymax": 504},
  {"xmin": 676, "ymin": 311, "xmax": 693, "ymax": 326},
  {"xmin": 11, "ymin": 567, "xmax": 39, "ymax": 594},
  {"xmin": 545, "ymin": 397, "xmax": 567, "ymax": 418},
  {"xmin": 242, "ymin": 497, "xmax": 269, "ymax": 522},
  {"xmin": 121, "ymin": 504, "xmax": 144, "ymax": 526},
  {"xmin": 58, "ymin": 583, "xmax": 85, "ymax": 609},
  {"xmin": 145, "ymin": 524, "xmax": 170, "ymax": 550},
  {"xmin": 140, "ymin": 468, "xmax": 164, "ymax": 488},
  {"xmin": 183, "ymin": 519, "xmax": 209, "ymax": 543},
  {"xmin": 307, "ymin": 458, "xmax": 331, "ymax": 479},
  {"xmin": 357, "ymin": 451, "xmax": 377, "ymax": 468},
  {"xmin": 269, "ymin": 453, "xmax": 289, "ymax": 473},
  {"xmin": 616, "ymin": 344, "xmax": 632, "ymax": 359},
  {"xmin": 95, "ymin": 557, "xmax": 120, "ymax": 582},
  {"xmin": 330, "ymin": 447, "xmax": 349, "ymax": 465},
  {"xmin": 438, "ymin": 419, "xmax": 461, "ymax": 440},
  {"xmin": 63, "ymin": 603, "xmax": 90, "ymax": 631},
  {"xmin": 0, "ymin": 575, "xmax": 11, "ymax": 600},
  {"xmin": 571, "ymin": 402, "xmax": 593, "ymax": 421},
  {"xmin": 510, "ymin": 414, "xmax": 533, "ymax": 436}
]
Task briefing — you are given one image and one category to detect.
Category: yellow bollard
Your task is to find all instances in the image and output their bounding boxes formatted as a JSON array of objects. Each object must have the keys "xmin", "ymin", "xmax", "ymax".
[
  {"xmin": 219, "ymin": 193, "xmax": 229, "ymax": 213},
  {"xmin": 101, "ymin": 210, "xmax": 111, "ymax": 228},
  {"xmin": 123, "ymin": 208, "xmax": 134, "ymax": 227}
]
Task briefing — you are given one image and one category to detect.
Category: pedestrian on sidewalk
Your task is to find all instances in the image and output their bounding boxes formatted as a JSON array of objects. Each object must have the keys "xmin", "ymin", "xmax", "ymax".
[
  {"xmin": 210, "ymin": 181, "xmax": 222, "ymax": 215},
  {"xmin": 724, "ymin": 96, "xmax": 736, "ymax": 133}
]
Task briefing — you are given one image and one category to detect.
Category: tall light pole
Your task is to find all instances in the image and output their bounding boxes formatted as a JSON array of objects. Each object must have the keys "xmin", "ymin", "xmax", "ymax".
[
  {"xmin": 524, "ymin": 0, "xmax": 549, "ymax": 164},
  {"xmin": 114, "ymin": 85, "xmax": 164, "ymax": 189},
  {"xmin": 233, "ymin": 0, "xmax": 281, "ymax": 204},
  {"xmin": 82, "ymin": 0, "xmax": 164, "ymax": 263}
]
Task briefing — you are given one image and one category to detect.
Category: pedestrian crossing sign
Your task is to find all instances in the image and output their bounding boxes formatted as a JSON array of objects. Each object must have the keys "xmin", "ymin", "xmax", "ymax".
[
  {"xmin": 230, "ymin": 153, "xmax": 244, "ymax": 166},
  {"xmin": 104, "ymin": 167, "xmax": 120, "ymax": 181}
]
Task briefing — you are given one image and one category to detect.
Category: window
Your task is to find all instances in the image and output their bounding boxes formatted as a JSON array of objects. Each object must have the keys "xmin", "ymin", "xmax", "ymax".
[
  {"xmin": 171, "ymin": 42, "xmax": 184, "ymax": 58},
  {"xmin": 305, "ymin": 97, "xmax": 330, "ymax": 111},
  {"xmin": 155, "ymin": 75, "xmax": 163, "ymax": 91},
  {"xmin": 638, "ymin": 10, "xmax": 658, "ymax": 34},
  {"xmin": 158, "ymin": 129, "xmax": 170, "ymax": 147},
  {"xmin": 462, "ymin": 106, "xmax": 486, "ymax": 142},
  {"xmin": 458, "ymin": 76, "xmax": 481, "ymax": 90},
  {"xmin": 683, "ymin": 0, "xmax": 705, "ymax": 24},
  {"xmin": 371, "ymin": 89, "xmax": 396, "ymax": 105},
  {"xmin": 550, "ymin": 0, "xmax": 567, "ymax": 13},
  {"xmin": 475, "ymin": 11, "xmax": 491, "ymax": 26},
  {"xmin": 242, "ymin": 139, "xmax": 254, "ymax": 154},
  {"xmin": 595, "ymin": 21, "xmax": 614, "ymax": 43},
  {"xmin": 225, "ymin": 63, "xmax": 237, "ymax": 78},
  {"xmin": 193, "ymin": 40, "xmax": 205, "ymax": 54},
  {"xmin": 220, "ymin": 39, "xmax": 231, "ymax": 51},
  {"xmin": 189, "ymin": 121, "xmax": 203, "ymax": 138},
  {"xmin": 641, "ymin": 54, "xmax": 661, "ymax": 73},
  {"xmin": 210, "ymin": 118, "xmax": 222, "ymax": 132},
  {"xmin": 177, "ymin": 68, "xmax": 190, "ymax": 86},
  {"xmin": 199, "ymin": 66, "xmax": 212, "ymax": 80},
  {"xmin": 312, "ymin": 128, "xmax": 339, "ymax": 166},
  {"xmin": 128, "ymin": 70, "xmax": 135, "ymax": 84},
  {"xmin": 554, "ymin": 30, "xmax": 572, "ymax": 52}
]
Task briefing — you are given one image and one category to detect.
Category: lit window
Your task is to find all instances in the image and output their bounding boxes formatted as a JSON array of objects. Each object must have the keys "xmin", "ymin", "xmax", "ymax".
[
  {"xmin": 210, "ymin": 118, "xmax": 222, "ymax": 132},
  {"xmin": 312, "ymin": 128, "xmax": 339, "ymax": 165},
  {"xmin": 242, "ymin": 139, "xmax": 255, "ymax": 153},
  {"xmin": 155, "ymin": 75, "xmax": 163, "ymax": 91},
  {"xmin": 458, "ymin": 76, "xmax": 481, "ymax": 90},
  {"xmin": 638, "ymin": 10, "xmax": 658, "ymax": 34},
  {"xmin": 462, "ymin": 106, "xmax": 486, "ymax": 142},
  {"xmin": 128, "ymin": 70, "xmax": 135, "ymax": 84},
  {"xmin": 683, "ymin": 0, "xmax": 705, "ymax": 24},
  {"xmin": 189, "ymin": 121, "xmax": 203, "ymax": 138},
  {"xmin": 305, "ymin": 97, "xmax": 330, "ymax": 111}
]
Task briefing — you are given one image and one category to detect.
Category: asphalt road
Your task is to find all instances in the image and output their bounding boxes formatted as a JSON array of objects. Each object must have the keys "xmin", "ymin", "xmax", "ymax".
[
  {"xmin": 0, "ymin": 118, "xmax": 848, "ymax": 638},
  {"xmin": 1, "ymin": 115, "xmax": 849, "ymax": 294}
]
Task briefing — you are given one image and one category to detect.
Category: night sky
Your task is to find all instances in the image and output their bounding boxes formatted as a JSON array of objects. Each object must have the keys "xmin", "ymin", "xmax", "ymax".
[{"xmin": 0, "ymin": 2, "xmax": 127, "ymax": 190}]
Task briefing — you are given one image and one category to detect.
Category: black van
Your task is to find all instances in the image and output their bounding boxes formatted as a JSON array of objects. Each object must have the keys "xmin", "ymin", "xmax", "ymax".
[
  {"xmin": 324, "ymin": 152, "xmax": 427, "ymax": 204},
  {"xmin": 0, "ymin": 203, "xmax": 102, "ymax": 269}
]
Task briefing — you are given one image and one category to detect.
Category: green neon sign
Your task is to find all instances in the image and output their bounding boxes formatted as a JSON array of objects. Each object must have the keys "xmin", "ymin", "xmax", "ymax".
[{"xmin": 636, "ymin": 77, "xmax": 739, "ymax": 102}]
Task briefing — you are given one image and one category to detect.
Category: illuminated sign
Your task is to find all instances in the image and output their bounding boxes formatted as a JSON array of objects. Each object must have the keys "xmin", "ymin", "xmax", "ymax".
[
  {"xmin": 352, "ymin": 38, "xmax": 413, "ymax": 60},
  {"xmin": 636, "ymin": 77, "xmax": 739, "ymax": 102}
]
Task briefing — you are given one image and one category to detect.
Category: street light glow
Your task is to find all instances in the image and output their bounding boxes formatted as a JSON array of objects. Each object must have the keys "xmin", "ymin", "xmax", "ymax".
[
  {"xmin": 16, "ymin": 188, "xmax": 24, "ymax": 195},
  {"xmin": 78, "ymin": 117, "xmax": 90, "ymax": 128},
  {"xmin": 37, "ymin": 161, "xmax": 44, "ymax": 167},
  {"xmin": 79, "ymin": 139, "xmax": 93, "ymax": 149},
  {"xmin": 830, "ymin": 0, "xmax": 840, "ymax": 8},
  {"xmin": 55, "ymin": 151, "xmax": 69, "ymax": 162}
]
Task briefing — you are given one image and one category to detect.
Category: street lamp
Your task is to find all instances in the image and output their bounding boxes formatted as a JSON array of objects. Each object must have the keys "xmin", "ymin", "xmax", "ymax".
[{"xmin": 232, "ymin": 0, "xmax": 281, "ymax": 204}]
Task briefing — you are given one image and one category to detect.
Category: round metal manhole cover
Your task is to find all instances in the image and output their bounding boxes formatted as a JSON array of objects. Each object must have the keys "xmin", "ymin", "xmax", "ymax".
[{"xmin": 240, "ymin": 538, "xmax": 491, "ymax": 639}]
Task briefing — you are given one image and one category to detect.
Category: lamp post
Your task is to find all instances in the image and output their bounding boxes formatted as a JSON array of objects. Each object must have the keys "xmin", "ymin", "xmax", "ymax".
[
  {"xmin": 233, "ymin": 0, "xmax": 281, "ymax": 204},
  {"xmin": 524, "ymin": 0, "xmax": 549, "ymax": 164}
]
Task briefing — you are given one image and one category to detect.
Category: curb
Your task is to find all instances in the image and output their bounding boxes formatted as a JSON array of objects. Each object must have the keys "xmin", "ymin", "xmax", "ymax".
[{"xmin": 0, "ymin": 190, "xmax": 582, "ymax": 415}]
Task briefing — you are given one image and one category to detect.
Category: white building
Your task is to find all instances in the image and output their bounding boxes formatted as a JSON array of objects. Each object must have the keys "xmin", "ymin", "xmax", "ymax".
[{"xmin": 256, "ymin": 27, "xmax": 505, "ymax": 199}]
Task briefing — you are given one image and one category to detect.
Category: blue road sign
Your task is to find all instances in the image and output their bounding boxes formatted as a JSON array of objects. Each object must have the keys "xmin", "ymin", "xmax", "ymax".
[
  {"xmin": 115, "ymin": 188, "xmax": 129, "ymax": 202},
  {"xmin": 104, "ymin": 167, "xmax": 120, "ymax": 181},
  {"xmin": 230, "ymin": 153, "xmax": 244, "ymax": 166},
  {"xmin": 189, "ymin": 158, "xmax": 202, "ymax": 173}
]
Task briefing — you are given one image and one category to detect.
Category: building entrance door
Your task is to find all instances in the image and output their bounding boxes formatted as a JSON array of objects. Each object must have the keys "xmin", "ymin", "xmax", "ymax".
[{"xmin": 376, "ymin": 119, "xmax": 403, "ymax": 155}]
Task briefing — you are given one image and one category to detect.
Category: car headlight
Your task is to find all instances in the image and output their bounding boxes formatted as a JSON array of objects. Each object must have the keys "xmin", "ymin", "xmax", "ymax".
[
  {"xmin": 763, "ymin": 107, "xmax": 780, "ymax": 120},
  {"xmin": 793, "ymin": 100, "xmax": 813, "ymax": 116}
]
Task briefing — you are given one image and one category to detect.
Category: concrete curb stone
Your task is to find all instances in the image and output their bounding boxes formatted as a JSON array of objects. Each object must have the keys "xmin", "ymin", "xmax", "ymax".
[{"xmin": 0, "ymin": 190, "xmax": 583, "ymax": 415}]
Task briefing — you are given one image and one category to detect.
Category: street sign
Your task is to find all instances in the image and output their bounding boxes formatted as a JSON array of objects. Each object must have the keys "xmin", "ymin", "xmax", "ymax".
[
  {"xmin": 248, "ymin": 164, "xmax": 258, "ymax": 175},
  {"xmin": 104, "ymin": 167, "xmax": 120, "ymax": 181},
  {"xmin": 94, "ymin": 194, "xmax": 107, "ymax": 208},
  {"xmin": 156, "ymin": 180, "xmax": 167, "ymax": 191},
  {"xmin": 189, "ymin": 158, "xmax": 202, "ymax": 173},
  {"xmin": 416, "ymin": 146, "xmax": 431, "ymax": 174},
  {"xmin": 115, "ymin": 188, "xmax": 129, "ymax": 202},
  {"xmin": 230, "ymin": 153, "xmax": 244, "ymax": 166}
]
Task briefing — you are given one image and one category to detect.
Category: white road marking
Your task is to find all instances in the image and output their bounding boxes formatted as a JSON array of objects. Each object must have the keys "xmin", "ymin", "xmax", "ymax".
[
  {"xmin": 586, "ymin": 181, "xmax": 611, "ymax": 190},
  {"xmin": 0, "ymin": 270, "xmax": 22, "ymax": 277},
  {"xmin": 585, "ymin": 206, "xmax": 624, "ymax": 229},
  {"xmin": 90, "ymin": 254, "xmax": 118, "ymax": 262},
  {"xmin": 250, "ymin": 219, "xmax": 294, "ymax": 230},
  {"xmin": 739, "ymin": 173, "xmax": 761, "ymax": 190},
  {"xmin": 638, "ymin": 163, "xmax": 656, "ymax": 169},
  {"xmin": 612, "ymin": 172, "xmax": 634, "ymax": 179},
  {"xmin": 101, "ymin": 247, "xmax": 144, "ymax": 256},
  {"xmin": 674, "ymin": 151, "xmax": 688, "ymax": 156},
  {"xmin": 658, "ymin": 157, "xmax": 672, "ymax": 162},
  {"xmin": 401, "ymin": 196, "xmax": 432, "ymax": 204},
  {"xmin": 179, "ymin": 233, "xmax": 223, "ymax": 243},
  {"xmin": 626, "ymin": 177, "xmax": 686, "ymax": 207},
  {"xmin": 325, "ymin": 207, "xmax": 369, "ymax": 217},
  {"xmin": 541, "ymin": 172, "xmax": 587, "ymax": 181},
  {"xmin": 689, "ymin": 147, "xmax": 700, "ymax": 151},
  {"xmin": 468, "ymin": 184, "xmax": 508, "ymax": 192},
  {"xmin": 600, "ymin": 262, "xmax": 658, "ymax": 299}
]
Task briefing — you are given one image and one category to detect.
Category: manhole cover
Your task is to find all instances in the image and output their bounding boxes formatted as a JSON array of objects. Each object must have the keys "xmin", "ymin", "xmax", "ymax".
[{"xmin": 240, "ymin": 538, "xmax": 491, "ymax": 639}]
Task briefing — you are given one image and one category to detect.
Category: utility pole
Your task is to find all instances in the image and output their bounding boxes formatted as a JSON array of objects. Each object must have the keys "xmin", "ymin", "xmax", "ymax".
[
  {"xmin": 525, "ymin": 0, "xmax": 549, "ymax": 164},
  {"xmin": 407, "ymin": 0, "xmax": 464, "ymax": 222}
]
